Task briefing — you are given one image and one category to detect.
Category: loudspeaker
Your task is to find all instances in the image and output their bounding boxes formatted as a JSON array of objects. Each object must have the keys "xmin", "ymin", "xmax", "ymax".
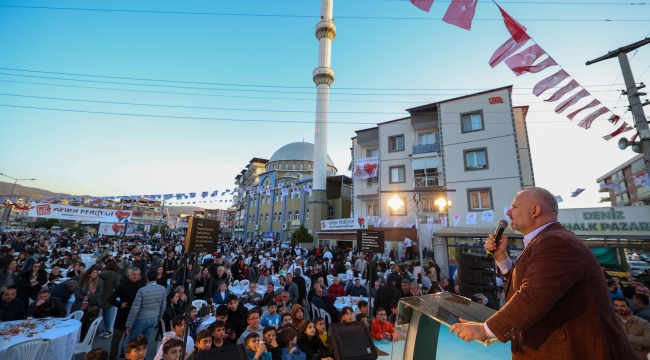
[
  {"xmin": 196, "ymin": 344, "xmax": 248, "ymax": 360},
  {"xmin": 459, "ymin": 253, "xmax": 495, "ymax": 270},
  {"xmin": 459, "ymin": 282, "xmax": 496, "ymax": 299},
  {"xmin": 460, "ymin": 268, "xmax": 496, "ymax": 286},
  {"xmin": 328, "ymin": 322, "xmax": 378, "ymax": 360}
]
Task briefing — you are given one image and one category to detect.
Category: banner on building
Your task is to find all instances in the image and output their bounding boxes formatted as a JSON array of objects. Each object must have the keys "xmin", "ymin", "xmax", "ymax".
[
  {"xmin": 29, "ymin": 203, "xmax": 132, "ymax": 223},
  {"xmin": 352, "ymin": 157, "xmax": 379, "ymax": 180}
]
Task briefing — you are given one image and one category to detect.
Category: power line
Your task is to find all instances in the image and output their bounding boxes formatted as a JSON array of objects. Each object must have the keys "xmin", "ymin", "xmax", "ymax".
[
  {"xmin": 0, "ymin": 5, "xmax": 647, "ymax": 22},
  {"xmin": 0, "ymin": 72, "xmax": 624, "ymax": 95},
  {"xmin": 0, "ymin": 66, "xmax": 620, "ymax": 91},
  {"xmin": 0, "ymin": 103, "xmax": 630, "ymax": 125}
]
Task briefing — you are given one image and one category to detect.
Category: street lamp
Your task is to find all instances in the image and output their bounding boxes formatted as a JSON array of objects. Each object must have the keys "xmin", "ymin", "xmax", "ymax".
[
  {"xmin": 387, "ymin": 195, "xmax": 405, "ymax": 212},
  {"xmin": 0, "ymin": 173, "xmax": 36, "ymax": 226}
]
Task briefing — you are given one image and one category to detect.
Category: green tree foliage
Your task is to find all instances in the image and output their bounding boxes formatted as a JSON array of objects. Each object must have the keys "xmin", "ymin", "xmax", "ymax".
[
  {"xmin": 45, "ymin": 219, "xmax": 60, "ymax": 229},
  {"xmin": 290, "ymin": 225, "xmax": 313, "ymax": 247}
]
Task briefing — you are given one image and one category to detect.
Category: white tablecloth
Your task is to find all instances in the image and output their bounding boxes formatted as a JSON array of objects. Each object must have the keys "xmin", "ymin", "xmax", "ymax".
[
  {"xmin": 334, "ymin": 296, "xmax": 370, "ymax": 311},
  {"xmin": 0, "ymin": 319, "xmax": 81, "ymax": 360},
  {"xmin": 229, "ymin": 285, "xmax": 282, "ymax": 299}
]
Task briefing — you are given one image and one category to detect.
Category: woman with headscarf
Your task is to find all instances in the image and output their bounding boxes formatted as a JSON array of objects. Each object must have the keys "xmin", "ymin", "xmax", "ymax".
[{"xmin": 291, "ymin": 304, "xmax": 306, "ymax": 336}]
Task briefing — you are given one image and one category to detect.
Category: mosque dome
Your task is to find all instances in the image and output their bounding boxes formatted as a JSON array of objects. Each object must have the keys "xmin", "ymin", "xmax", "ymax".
[{"xmin": 269, "ymin": 142, "xmax": 336, "ymax": 168}]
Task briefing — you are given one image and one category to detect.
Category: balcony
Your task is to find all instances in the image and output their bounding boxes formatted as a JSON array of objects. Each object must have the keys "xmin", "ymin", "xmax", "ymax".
[
  {"xmin": 412, "ymin": 143, "xmax": 440, "ymax": 154},
  {"xmin": 414, "ymin": 174, "xmax": 441, "ymax": 188},
  {"xmin": 638, "ymin": 186, "xmax": 650, "ymax": 200}
]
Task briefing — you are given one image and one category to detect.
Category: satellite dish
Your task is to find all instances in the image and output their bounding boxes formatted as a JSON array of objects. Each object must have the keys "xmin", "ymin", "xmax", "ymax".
[{"xmin": 618, "ymin": 137, "xmax": 629, "ymax": 150}]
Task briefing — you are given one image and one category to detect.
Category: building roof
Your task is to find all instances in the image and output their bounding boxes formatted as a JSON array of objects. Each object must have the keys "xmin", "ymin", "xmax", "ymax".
[
  {"xmin": 596, "ymin": 154, "xmax": 644, "ymax": 182},
  {"xmin": 269, "ymin": 142, "xmax": 335, "ymax": 168},
  {"xmin": 405, "ymin": 85, "xmax": 514, "ymax": 113}
]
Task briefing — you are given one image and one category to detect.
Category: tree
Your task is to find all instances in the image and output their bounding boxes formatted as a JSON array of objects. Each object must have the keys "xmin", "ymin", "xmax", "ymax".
[
  {"xmin": 290, "ymin": 225, "xmax": 313, "ymax": 247},
  {"xmin": 45, "ymin": 219, "xmax": 60, "ymax": 229}
]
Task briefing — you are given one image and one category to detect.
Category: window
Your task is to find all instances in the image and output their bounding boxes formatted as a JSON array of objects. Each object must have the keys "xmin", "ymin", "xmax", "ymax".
[
  {"xmin": 279, "ymin": 212, "xmax": 283, "ymax": 221},
  {"xmin": 288, "ymin": 211, "xmax": 292, "ymax": 220},
  {"xmin": 464, "ymin": 148, "xmax": 488, "ymax": 170},
  {"xmin": 366, "ymin": 176, "xmax": 379, "ymax": 188},
  {"xmin": 284, "ymin": 163, "xmax": 289, "ymax": 170},
  {"xmin": 366, "ymin": 204, "xmax": 378, "ymax": 216},
  {"xmin": 299, "ymin": 163, "xmax": 304, "ymax": 170},
  {"xmin": 264, "ymin": 213, "xmax": 269, "ymax": 222},
  {"xmin": 389, "ymin": 135, "xmax": 404, "ymax": 152},
  {"xmin": 274, "ymin": 212, "xmax": 278, "ymax": 221},
  {"xmin": 389, "ymin": 166, "xmax": 406, "ymax": 183},
  {"xmin": 619, "ymin": 180, "xmax": 627, "ymax": 191},
  {"xmin": 328, "ymin": 206, "xmax": 334, "ymax": 218},
  {"xmin": 306, "ymin": 209, "xmax": 309, "ymax": 219},
  {"xmin": 388, "ymin": 196, "xmax": 407, "ymax": 216},
  {"xmin": 292, "ymin": 163, "xmax": 296, "ymax": 170},
  {"xmin": 418, "ymin": 132, "xmax": 439, "ymax": 145},
  {"xmin": 294, "ymin": 210, "xmax": 300, "ymax": 220},
  {"xmin": 461, "ymin": 112, "xmax": 484, "ymax": 133},
  {"xmin": 468, "ymin": 188, "xmax": 492, "ymax": 210},
  {"xmin": 616, "ymin": 192, "xmax": 629, "ymax": 203},
  {"xmin": 308, "ymin": 163, "xmax": 312, "ymax": 171},
  {"xmin": 366, "ymin": 148, "xmax": 378, "ymax": 157}
]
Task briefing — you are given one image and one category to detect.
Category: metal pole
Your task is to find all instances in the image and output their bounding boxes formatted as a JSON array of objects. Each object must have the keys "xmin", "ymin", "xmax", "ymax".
[{"xmin": 617, "ymin": 52, "xmax": 650, "ymax": 172}]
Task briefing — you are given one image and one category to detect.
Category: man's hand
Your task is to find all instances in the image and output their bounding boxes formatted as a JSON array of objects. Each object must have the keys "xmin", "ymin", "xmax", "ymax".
[
  {"xmin": 121, "ymin": 302, "xmax": 128, "ymax": 309},
  {"xmin": 484, "ymin": 234, "xmax": 509, "ymax": 263},
  {"xmin": 125, "ymin": 327, "xmax": 132, "ymax": 335},
  {"xmin": 449, "ymin": 318, "xmax": 489, "ymax": 342},
  {"xmin": 35, "ymin": 300, "xmax": 45, "ymax": 306}
]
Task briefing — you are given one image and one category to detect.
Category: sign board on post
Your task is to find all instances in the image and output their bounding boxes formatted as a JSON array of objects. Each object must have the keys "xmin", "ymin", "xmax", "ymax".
[
  {"xmin": 185, "ymin": 217, "xmax": 220, "ymax": 253},
  {"xmin": 357, "ymin": 230, "xmax": 385, "ymax": 253}
]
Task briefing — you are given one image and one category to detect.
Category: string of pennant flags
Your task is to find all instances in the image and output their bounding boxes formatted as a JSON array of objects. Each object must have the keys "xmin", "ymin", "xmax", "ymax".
[
  {"xmin": 0, "ymin": 183, "xmax": 313, "ymax": 206},
  {"xmin": 409, "ymin": 0, "xmax": 640, "ymax": 141}
]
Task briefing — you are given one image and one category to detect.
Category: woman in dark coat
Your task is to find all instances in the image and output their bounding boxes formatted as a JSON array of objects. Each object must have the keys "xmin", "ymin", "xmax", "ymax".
[
  {"xmin": 71, "ymin": 267, "xmax": 104, "ymax": 312},
  {"xmin": 194, "ymin": 267, "xmax": 211, "ymax": 300},
  {"xmin": 162, "ymin": 291, "xmax": 183, "ymax": 331},
  {"xmin": 17, "ymin": 262, "xmax": 47, "ymax": 308},
  {"xmin": 99, "ymin": 262, "xmax": 120, "ymax": 337}
]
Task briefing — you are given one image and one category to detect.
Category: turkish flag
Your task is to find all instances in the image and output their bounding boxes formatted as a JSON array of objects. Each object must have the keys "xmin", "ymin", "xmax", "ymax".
[
  {"xmin": 567, "ymin": 99, "xmax": 600, "ymax": 120},
  {"xmin": 496, "ymin": 4, "xmax": 529, "ymax": 43},
  {"xmin": 603, "ymin": 122, "xmax": 634, "ymax": 141},
  {"xmin": 410, "ymin": 0, "xmax": 435, "ymax": 12},
  {"xmin": 533, "ymin": 70, "xmax": 569, "ymax": 96},
  {"xmin": 577, "ymin": 107, "xmax": 609, "ymax": 129},
  {"xmin": 489, "ymin": 36, "xmax": 529, "ymax": 68},
  {"xmin": 504, "ymin": 45, "xmax": 546, "ymax": 76},
  {"xmin": 509, "ymin": 57, "xmax": 557, "ymax": 76},
  {"xmin": 488, "ymin": 96, "xmax": 504, "ymax": 104},
  {"xmin": 442, "ymin": 0, "xmax": 479, "ymax": 31},
  {"xmin": 544, "ymin": 79, "xmax": 578, "ymax": 102},
  {"xmin": 555, "ymin": 89, "xmax": 589, "ymax": 114},
  {"xmin": 608, "ymin": 114, "xmax": 621, "ymax": 125}
]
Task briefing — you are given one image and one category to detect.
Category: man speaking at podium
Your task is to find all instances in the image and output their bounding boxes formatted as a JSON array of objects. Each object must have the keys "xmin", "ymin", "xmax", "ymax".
[{"xmin": 450, "ymin": 187, "xmax": 636, "ymax": 359}]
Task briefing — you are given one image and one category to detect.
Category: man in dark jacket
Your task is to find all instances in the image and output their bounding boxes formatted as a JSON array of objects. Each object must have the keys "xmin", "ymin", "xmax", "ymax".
[
  {"xmin": 108, "ymin": 268, "xmax": 145, "ymax": 360},
  {"xmin": 131, "ymin": 253, "xmax": 148, "ymax": 274},
  {"xmin": 163, "ymin": 250, "xmax": 178, "ymax": 281},
  {"xmin": 292, "ymin": 269, "xmax": 307, "ymax": 306},
  {"xmin": 0, "ymin": 287, "xmax": 25, "ymax": 321},
  {"xmin": 373, "ymin": 273, "xmax": 399, "ymax": 316},
  {"xmin": 26, "ymin": 289, "xmax": 66, "ymax": 318},
  {"xmin": 50, "ymin": 280, "xmax": 77, "ymax": 304},
  {"xmin": 226, "ymin": 294, "xmax": 248, "ymax": 340}
]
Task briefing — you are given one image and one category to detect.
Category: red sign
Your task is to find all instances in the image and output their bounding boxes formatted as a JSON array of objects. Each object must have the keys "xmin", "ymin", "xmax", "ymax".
[
  {"xmin": 36, "ymin": 204, "xmax": 51, "ymax": 216},
  {"xmin": 488, "ymin": 96, "xmax": 504, "ymax": 104}
]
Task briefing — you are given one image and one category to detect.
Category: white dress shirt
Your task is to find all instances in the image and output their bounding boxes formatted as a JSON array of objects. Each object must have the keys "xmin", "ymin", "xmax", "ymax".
[{"xmin": 484, "ymin": 222, "xmax": 555, "ymax": 338}]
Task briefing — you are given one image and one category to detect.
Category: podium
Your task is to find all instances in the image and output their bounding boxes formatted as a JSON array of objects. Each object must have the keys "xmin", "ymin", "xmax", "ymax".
[{"xmin": 379, "ymin": 292, "xmax": 511, "ymax": 360}]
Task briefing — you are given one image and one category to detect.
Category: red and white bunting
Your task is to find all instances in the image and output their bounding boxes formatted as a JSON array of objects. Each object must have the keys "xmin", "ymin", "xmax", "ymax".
[
  {"xmin": 603, "ymin": 123, "xmax": 634, "ymax": 141},
  {"xmin": 576, "ymin": 107, "xmax": 609, "ymax": 129},
  {"xmin": 567, "ymin": 99, "xmax": 600, "ymax": 120}
]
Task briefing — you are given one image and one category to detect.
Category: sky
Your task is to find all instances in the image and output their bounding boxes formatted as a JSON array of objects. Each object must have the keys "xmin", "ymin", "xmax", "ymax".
[{"xmin": 0, "ymin": 0, "xmax": 648, "ymax": 210}]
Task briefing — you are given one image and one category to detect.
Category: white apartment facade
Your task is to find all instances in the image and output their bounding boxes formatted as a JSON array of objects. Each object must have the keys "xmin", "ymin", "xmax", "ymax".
[{"xmin": 351, "ymin": 86, "xmax": 535, "ymax": 278}]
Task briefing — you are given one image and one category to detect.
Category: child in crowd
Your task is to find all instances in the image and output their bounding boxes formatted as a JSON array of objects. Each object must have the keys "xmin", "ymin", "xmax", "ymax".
[
  {"xmin": 356, "ymin": 313, "xmax": 369, "ymax": 328},
  {"xmin": 238, "ymin": 308, "xmax": 265, "ymax": 345},
  {"xmin": 125, "ymin": 335, "xmax": 148, "ymax": 360},
  {"xmin": 245, "ymin": 332, "xmax": 272, "ymax": 360},
  {"xmin": 297, "ymin": 320, "xmax": 332, "ymax": 360},
  {"xmin": 188, "ymin": 306, "xmax": 204, "ymax": 340},
  {"xmin": 358, "ymin": 301, "xmax": 369, "ymax": 318},
  {"xmin": 387, "ymin": 301, "xmax": 398, "ymax": 324},
  {"xmin": 188, "ymin": 330, "xmax": 213, "ymax": 360},
  {"xmin": 314, "ymin": 317, "xmax": 328, "ymax": 347},
  {"xmin": 161, "ymin": 338, "xmax": 184, "ymax": 360},
  {"xmin": 277, "ymin": 326, "xmax": 306, "ymax": 360},
  {"xmin": 339, "ymin": 306, "xmax": 354, "ymax": 323},
  {"xmin": 216, "ymin": 304, "xmax": 237, "ymax": 342},
  {"xmin": 154, "ymin": 315, "xmax": 194, "ymax": 360},
  {"xmin": 261, "ymin": 301, "xmax": 282, "ymax": 329},
  {"xmin": 263, "ymin": 326, "xmax": 283, "ymax": 360},
  {"xmin": 84, "ymin": 349, "xmax": 108, "ymax": 360},
  {"xmin": 371, "ymin": 307, "xmax": 400, "ymax": 341},
  {"xmin": 208, "ymin": 320, "xmax": 232, "ymax": 348}
]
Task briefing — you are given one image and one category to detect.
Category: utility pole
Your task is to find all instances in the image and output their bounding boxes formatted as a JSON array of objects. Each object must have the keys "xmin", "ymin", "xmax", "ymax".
[{"xmin": 587, "ymin": 37, "xmax": 650, "ymax": 172}]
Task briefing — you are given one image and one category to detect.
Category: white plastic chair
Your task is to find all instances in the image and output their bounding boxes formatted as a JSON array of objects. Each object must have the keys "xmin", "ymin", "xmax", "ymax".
[
  {"xmin": 303, "ymin": 300, "xmax": 311, "ymax": 320},
  {"xmin": 73, "ymin": 316, "xmax": 102, "ymax": 357},
  {"xmin": 240, "ymin": 280, "xmax": 250, "ymax": 287},
  {"xmin": 319, "ymin": 308, "xmax": 332, "ymax": 329},
  {"xmin": 67, "ymin": 310, "xmax": 84, "ymax": 320},
  {"xmin": 310, "ymin": 303, "xmax": 320, "ymax": 320},
  {"xmin": 327, "ymin": 275, "xmax": 334, "ymax": 286},
  {"xmin": 192, "ymin": 299, "xmax": 207, "ymax": 309},
  {"xmin": 233, "ymin": 280, "xmax": 240, "ymax": 287},
  {"xmin": 7, "ymin": 339, "xmax": 50, "ymax": 360}
]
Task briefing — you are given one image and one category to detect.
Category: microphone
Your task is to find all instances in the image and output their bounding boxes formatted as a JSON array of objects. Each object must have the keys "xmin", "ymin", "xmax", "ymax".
[{"xmin": 486, "ymin": 220, "xmax": 509, "ymax": 258}]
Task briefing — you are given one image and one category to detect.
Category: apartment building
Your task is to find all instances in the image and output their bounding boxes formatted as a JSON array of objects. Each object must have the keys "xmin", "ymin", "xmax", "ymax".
[
  {"xmin": 597, "ymin": 154, "xmax": 650, "ymax": 206},
  {"xmin": 351, "ymin": 86, "xmax": 535, "ymax": 278}
]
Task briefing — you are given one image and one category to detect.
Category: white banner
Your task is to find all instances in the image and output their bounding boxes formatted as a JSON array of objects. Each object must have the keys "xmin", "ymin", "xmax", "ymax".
[
  {"xmin": 352, "ymin": 157, "xmax": 379, "ymax": 180},
  {"xmin": 29, "ymin": 203, "xmax": 133, "ymax": 222},
  {"xmin": 98, "ymin": 223, "xmax": 126, "ymax": 236}
]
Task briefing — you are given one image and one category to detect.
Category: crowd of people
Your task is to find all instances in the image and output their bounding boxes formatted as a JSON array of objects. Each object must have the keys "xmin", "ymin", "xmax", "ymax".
[{"xmin": 0, "ymin": 228, "xmax": 447, "ymax": 360}]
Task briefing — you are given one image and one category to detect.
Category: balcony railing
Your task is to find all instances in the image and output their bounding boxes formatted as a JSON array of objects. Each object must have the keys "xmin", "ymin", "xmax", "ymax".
[
  {"xmin": 637, "ymin": 186, "xmax": 650, "ymax": 200},
  {"xmin": 412, "ymin": 143, "xmax": 441, "ymax": 154},
  {"xmin": 414, "ymin": 174, "xmax": 440, "ymax": 188}
]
